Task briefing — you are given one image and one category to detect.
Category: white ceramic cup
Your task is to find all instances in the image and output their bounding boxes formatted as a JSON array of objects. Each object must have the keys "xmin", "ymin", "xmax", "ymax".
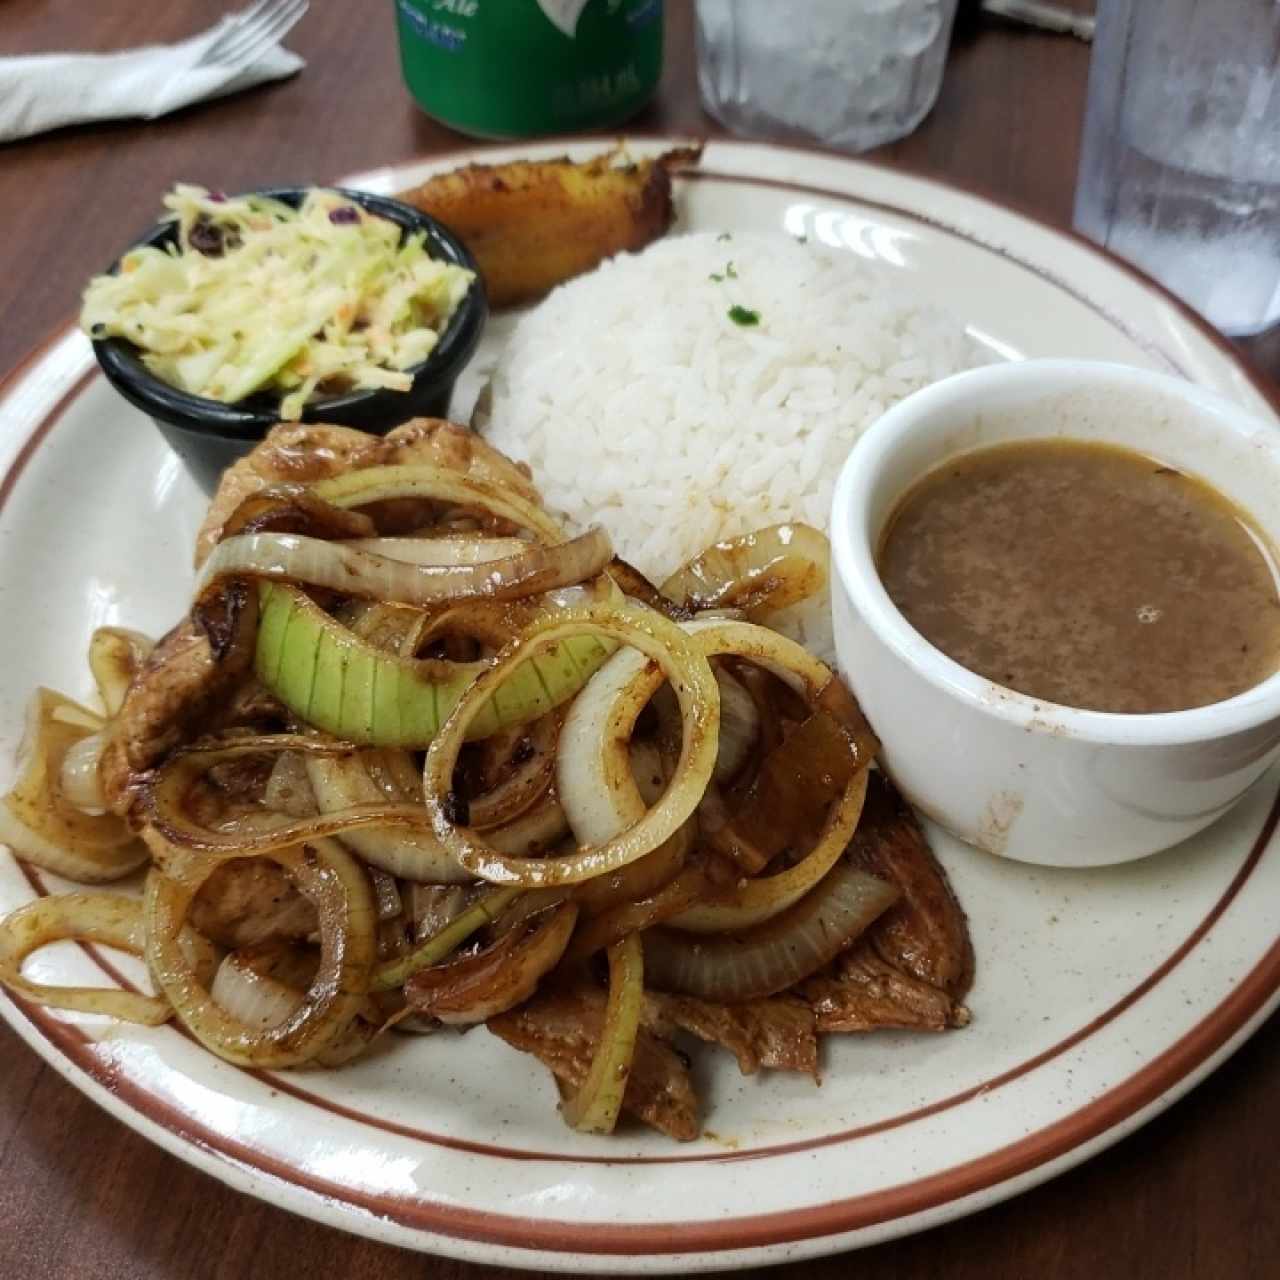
[{"xmin": 830, "ymin": 359, "xmax": 1280, "ymax": 867}]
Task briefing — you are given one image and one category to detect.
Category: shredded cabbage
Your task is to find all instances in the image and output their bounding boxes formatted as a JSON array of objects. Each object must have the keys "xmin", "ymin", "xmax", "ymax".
[{"xmin": 81, "ymin": 184, "xmax": 474, "ymax": 420}]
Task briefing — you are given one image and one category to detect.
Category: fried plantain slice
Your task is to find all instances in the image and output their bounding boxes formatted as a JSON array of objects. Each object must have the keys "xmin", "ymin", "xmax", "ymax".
[{"xmin": 397, "ymin": 144, "xmax": 703, "ymax": 308}]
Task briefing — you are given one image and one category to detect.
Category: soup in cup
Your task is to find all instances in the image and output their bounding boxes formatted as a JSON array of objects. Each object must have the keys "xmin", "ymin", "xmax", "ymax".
[{"xmin": 830, "ymin": 359, "xmax": 1280, "ymax": 867}]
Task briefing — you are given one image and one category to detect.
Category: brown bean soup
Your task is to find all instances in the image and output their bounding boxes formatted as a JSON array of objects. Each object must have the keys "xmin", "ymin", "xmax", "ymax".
[{"xmin": 876, "ymin": 439, "xmax": 1280, "ymax": 714}]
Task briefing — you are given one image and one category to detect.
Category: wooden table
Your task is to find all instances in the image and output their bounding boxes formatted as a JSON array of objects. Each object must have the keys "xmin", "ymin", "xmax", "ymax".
[{"xmin": 1, "ymin": 3, "xmax": 1277, "ymax": 1277}]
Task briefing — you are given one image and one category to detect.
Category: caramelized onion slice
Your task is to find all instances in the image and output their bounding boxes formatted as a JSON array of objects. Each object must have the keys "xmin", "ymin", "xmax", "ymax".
[
  {"xmin": 558, "ymin": 616, "xmax": 858, "ymax": 856},
  {"xmin": 559, "ymin": 614, "xmax": 874, "ymax": 896},
  {"xmin": 405, "ymin": 901, "xmax": 578, "ymax": 1024},
  {"xmin": 686, "ymin": 617, "xmax": 878, "ymax": 775},
  {"xmin": 263, "ymin": 750, "xmax": 319, "ymax": 818},
  {"xmin": 210, "ymin": 944, "xmax": 324, "ymax": 1031},
  {"xmin": 305, "ymin": 751, "xmax": 472, "ymax": 883},
  {"xmin": 670, "ymin": 768, "xmax": 869, "ymax": 934},
  {"xmin": 255, "ymin": 582, "xmax": 615, "ymax": 748},
  {"xmin": 695, "ymin": 780, "xmax": 768, "ymax": 876},
  {"xmin": 561, "ymin": 933, "xmax": 644, "ymax": 1135},
  {"xmin": 1, "ymin": 689, "xmax": 146, "ymax": 882},
  {"xmin": 309, "ymin": 463, "xmax": 566, "ymax": 543},
  {"xmin": 153, "ymin": 739, "xmax": 563, "ymax": 881},
  {"xmin": 59, "ymin": 732, "xmax": 108, "ymax": 814},
  {"xmin": 467, "ymin": 712, "xmax": 560, "ymax": 830},
  {"xmin": 485, "ymin": 789, "xmax": 570, "ymax": 857},
  {"xmin": 341, "ymin": 535, "xmax": 529, "ymax": 565},
  {"xmin": 606, "ymin": 558, "xmax": 689, "ymax": 619},
  {"xmin": 557, "ymin": 644, "xmax": 657, "ymax": 848},
  {"xmin": 715, "ymin": 707, "xmax": 868, "ymax": 871},
  {"xmin": 660, "ymin": 523, "xmax": 829, "ymax": 617},
  {"xmin": 217, "ymin": 482, "xmax": 377, "ymax": 545},
  {"xmin": 406, "ymin": 883, "xmax": 471, "ymax": 941},
  {"xmin": 145, "ymin": 836, "xmax": 377, "ymax": 1068},
  {"xmin": 424, "ymin": 600, "xmax": 720, "ymax": 887},
  {"xmin": 211, "ymin": 943, "xmax": 376, "ymax": 1067},
  {"xmin": 573, "ymin": 822, "xmax": 690, "ymax": 916},
  {"xmin": 0, "ymin": 892, "xmax": 170, "ymax": 1024},
  {"xmin": 567, "ymin": 867, "xmax": 707, "ymax": 962},
  {"xmin": 559, "ymin": 700, "xmax": 692, "ymax": 914},
  {"xmin": 198, "ymin": 526, "xmax": 612, "ymax": 607},
  {"xmin": 643, "ymin": 861, "xmax": 899, "ymax": 1002},
  {"xmin": 88, "ymin": 627, "xmax": 154, "ymax": 718},
  {"xmin": 343, "ymin": 600, "xmax": 432, "ymax": 658},
  {"xmin": 141, "ymin": 738, "xmax": 437, "ymax": 863},
  {"xmin": 711, "ymin": 665, "xmax": 759, "ymax": 784},
  {"xmin": 372, "ymin": 886, "xmax": 519, "ymax": 991},
  {"xmin": 566, "ymin": 738, "xmax": 686, "ymax": 905}
]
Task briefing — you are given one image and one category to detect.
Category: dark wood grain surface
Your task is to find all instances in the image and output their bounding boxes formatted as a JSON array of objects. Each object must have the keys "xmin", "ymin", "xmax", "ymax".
[{"xmin": 1, "ymin": 3, "xmax": 1278, "ymax": 1277}]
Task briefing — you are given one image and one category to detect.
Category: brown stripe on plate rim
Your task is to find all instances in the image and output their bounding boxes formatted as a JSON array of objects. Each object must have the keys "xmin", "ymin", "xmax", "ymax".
[
  {"xmin": 0, "ymin": 321, "xmax": 84, "ymax": 405},
  {"xmin": 0, "ymin": 366, "xmax": 97, "ymax": 513}
]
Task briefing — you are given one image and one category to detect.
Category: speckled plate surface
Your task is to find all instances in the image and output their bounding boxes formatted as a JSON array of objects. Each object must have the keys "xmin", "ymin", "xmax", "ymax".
[{"xmin": 1, "ymin": 139, "xmax": 1279, "ymax": 1272}]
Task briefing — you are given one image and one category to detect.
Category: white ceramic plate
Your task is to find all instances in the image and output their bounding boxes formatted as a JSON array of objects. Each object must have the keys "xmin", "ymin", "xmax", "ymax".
[{"xmin": 2, "ymin": 139, "xmax": 1279, "ymax": 1273}]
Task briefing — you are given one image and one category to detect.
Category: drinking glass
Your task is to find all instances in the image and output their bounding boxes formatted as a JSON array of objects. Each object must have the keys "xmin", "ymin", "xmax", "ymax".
[
  {"xmin": 694, "ymin": 0, "xmax": 959, "ymax": 154},
  {"xmin": 1074, "ymin": 0, "xmax": 1280, "ymax": 336}
]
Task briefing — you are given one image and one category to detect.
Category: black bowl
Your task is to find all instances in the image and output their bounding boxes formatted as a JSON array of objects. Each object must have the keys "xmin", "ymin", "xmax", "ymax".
[{"xmin": 91, "ymin": 186, "xmax": 487, "ymax": 495}]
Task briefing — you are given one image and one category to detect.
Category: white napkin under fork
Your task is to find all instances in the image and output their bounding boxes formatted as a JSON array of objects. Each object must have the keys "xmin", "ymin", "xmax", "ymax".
[{"xmin": 0, "ymin": 13, "xmax": 305, "ymax": 144}]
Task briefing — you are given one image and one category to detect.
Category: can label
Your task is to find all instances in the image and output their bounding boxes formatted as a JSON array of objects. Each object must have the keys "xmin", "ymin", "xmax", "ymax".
[{"xmin": 395, "ymin": 0, "xmax": 664, "ymax": 138}]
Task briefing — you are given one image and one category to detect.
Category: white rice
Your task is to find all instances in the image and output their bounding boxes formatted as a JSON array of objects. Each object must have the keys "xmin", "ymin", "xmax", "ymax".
[{"xmin": 483, "ymin": 231, "xmax": 981, "ymax": 658}]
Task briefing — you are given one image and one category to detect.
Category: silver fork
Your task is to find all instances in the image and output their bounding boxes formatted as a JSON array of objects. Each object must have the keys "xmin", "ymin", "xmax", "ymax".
[
  {"xmin": 980, "ymin": 0, "xmax": 1096, "ymax": 42},
  {"xmin": 194, "ymin": 0, "xmax": 309, "ymax": 71}
]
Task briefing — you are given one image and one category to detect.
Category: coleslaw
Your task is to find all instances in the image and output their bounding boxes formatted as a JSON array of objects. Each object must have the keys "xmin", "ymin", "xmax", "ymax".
[{"xmin": 81, "ymin": 185, "xmax": 474, "ymax": 420}]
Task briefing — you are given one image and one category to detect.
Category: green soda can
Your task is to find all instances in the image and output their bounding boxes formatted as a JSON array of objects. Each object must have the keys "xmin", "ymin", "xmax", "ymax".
[{"xmin": 394, "ymin": 0, "xmax": 664, "ymax": 139}]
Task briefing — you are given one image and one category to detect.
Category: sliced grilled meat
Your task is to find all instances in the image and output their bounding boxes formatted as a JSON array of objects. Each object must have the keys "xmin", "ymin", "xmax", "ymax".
[
  {"xmin": 850, "ymin": 771, "xmax": 974, "ymax": 1000},
  {"xmin": 188, "ymin": 857, "xmax": 317, "ymax": 950},
  {"xmin": 489, "ymin": 986, "xmax": 699, "ymax": 1141},
  {"xmin": 644, "ymin": 991, "xmax": 818, "ymax": 1078},
  {"xmin": 802, "ymin": 940, "xmax": 969, "ymax": 1033}
]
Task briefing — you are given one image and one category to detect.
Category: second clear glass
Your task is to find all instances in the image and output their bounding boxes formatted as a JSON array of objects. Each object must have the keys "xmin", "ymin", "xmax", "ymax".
[
  {"xmin": 695, "ymin": 0, "xmax": 959, "ymax": 153},
  {"xmin": 1074, "ymin": 0, "xmax": 1280, "ymax": 336}
]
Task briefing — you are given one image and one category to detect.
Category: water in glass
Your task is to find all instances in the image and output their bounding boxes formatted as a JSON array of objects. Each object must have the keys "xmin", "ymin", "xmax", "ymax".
[
  {"xmin": 1074, "ymin": 0, "xmax": 1280, "ymax": 336},
  {"xmin": 695, "ymin": 0, "xmax": 958, "ymax": 153}
]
